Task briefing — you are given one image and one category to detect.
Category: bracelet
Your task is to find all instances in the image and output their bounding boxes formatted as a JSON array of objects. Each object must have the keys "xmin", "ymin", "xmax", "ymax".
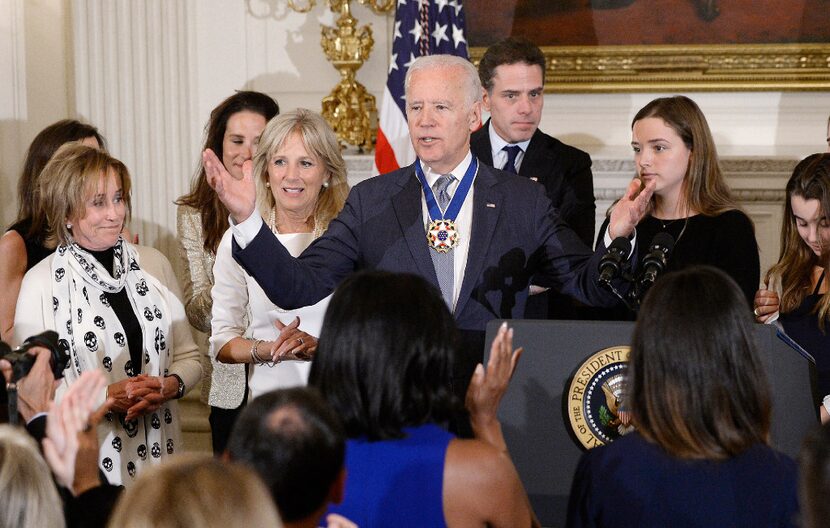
[
  {"xmin": 250, "ymin": 339, "xmax": 265, "ymax": 364},
  {"xmin": 251, "ymin": 339, "xmax": 279, "ymax": 367}
]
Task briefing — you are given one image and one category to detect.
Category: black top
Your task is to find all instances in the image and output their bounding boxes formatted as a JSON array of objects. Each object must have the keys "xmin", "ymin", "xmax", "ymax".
[
  {"xmin": 597, "ymin": 209, "xmax": 760, "ymax": 318},
  {"xmin": 8, "ymin": 219, "xmax": 53, "ymax": 271},
  {"xmin": 780, "ymin": 273, "xmax": 830, "ymax": 400},
  {"xmin": 567, "ymin": 432, "xmax": 799, "ymax": 528},
  {"xmin": 88, "ymin": 248, "xmax": 143, "ymax": 375}
]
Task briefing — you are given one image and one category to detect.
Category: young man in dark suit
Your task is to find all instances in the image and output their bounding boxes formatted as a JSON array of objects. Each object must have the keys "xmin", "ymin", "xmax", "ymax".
[{"xmin": 472, "ymin": 37, "xmax": 597, "ymax": 318}]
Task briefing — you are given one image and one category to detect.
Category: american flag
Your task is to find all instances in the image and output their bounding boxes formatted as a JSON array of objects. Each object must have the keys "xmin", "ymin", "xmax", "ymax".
[{"xmin": 374, "ymin": 0, "xmax": 469, "ymax": 174}]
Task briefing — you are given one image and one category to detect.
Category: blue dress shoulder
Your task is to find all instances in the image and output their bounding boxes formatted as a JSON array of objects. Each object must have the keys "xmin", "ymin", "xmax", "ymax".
[
  {"xmin": 329, "ymin": 423, "xmax": 453, "ymax": 528},
  {"xmin": 566, "ymin": 432, "xmax": 799, "ymax": 528}
]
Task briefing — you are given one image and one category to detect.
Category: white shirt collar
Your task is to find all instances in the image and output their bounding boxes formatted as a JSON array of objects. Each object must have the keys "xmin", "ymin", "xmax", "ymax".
[
  {"xmin": 420, "ymin": 151, "xmax": 473, "ymax": 187},
  {"xmin": 488, "ymin": 122, "xmax": 532, "ymax": 156}
]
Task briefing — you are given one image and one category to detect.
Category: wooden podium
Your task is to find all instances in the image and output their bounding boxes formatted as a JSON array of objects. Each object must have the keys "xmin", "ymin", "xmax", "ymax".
[{"xmin": 484, "ymin": 320, "xmax": 815, "ymax": 527}]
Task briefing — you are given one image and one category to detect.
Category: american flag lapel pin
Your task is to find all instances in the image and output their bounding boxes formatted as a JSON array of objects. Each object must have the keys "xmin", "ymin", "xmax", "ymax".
[{"xmin": 486, "ymin": 202, "xmax": 496, "ymax": 208}]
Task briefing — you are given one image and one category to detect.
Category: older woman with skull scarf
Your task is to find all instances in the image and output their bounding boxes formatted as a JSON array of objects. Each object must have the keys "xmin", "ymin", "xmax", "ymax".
[{"xmin": 13, "ymin": 144, "xmax": 201, "ymax": 486}]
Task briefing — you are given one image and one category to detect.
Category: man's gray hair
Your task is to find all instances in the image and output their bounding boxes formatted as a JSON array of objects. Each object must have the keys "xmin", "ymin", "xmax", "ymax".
[{"xmin": 404, "ymin": 54, "xmax": 482, "ymax": 109}]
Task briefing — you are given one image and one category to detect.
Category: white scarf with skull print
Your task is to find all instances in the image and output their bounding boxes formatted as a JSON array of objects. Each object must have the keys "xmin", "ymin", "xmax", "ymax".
[{"xmin": 51, "ymin": 238, "xmax": 180, "ymax": 486}]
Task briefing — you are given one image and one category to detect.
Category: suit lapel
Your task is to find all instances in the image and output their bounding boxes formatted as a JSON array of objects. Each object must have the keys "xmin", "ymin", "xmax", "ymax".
[
  {"xmin": 391, "ymin": 166, "xmax": 440, "ymax": 288},
  {"xmin": 455, "ymin": 165, "xmax": 501, "ymax": 317},
  {"xmin": 518, "ymin": 129, "xmax": 550, "ymax": 177},
  {"xmin": 472, "ymin": 120, "xmax": 495, "ymax": 167}
]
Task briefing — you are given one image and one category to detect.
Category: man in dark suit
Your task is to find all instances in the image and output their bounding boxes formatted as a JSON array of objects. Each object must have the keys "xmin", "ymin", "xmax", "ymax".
[
  {"xmin": 205, "ymin": 54, "xmax": 652, "ymax": 396},
  {"xmin": 472, "ymin": 38, "xmax": 597, "ymax": 318}
]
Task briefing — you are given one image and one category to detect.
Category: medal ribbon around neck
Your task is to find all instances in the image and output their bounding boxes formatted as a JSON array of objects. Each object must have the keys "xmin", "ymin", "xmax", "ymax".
[{"xmin": 415, "ymin": 157, "xmax": 478, "ymax": 253}]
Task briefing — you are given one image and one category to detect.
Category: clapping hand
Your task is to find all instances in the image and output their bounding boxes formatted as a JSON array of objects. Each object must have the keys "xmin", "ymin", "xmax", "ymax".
[
  {"xmin": 203, "ymin": 149, "xmax": 257, "ymax": 224},
  {"xmin": 42, "ymin": 369, "xmax": 110, "ymax": 495},
  {"xmin": 266, "ymin": 317, "xmax": 317, "ymax": 362}
]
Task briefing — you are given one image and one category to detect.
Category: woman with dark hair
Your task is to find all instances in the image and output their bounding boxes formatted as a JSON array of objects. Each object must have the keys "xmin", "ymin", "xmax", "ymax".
[
  {"xmin": 309, "ymin": 271, "xmax": 539, "ymax": 528},
  {"xmin": 755, "ymin": 153, "xmax": 830, "ymax": 420},
  {"xmin": 0, "ymin": 119, "xmax": 107, "ymax": 341},
  {"xmin": 599, "ymin": 96, "xmax": 759, "ymax": 314},
  {"xmin": 567, "ymin": 266, "xmax": 798, "ymax": 528},
  {"xmin": 174, "ymin": 90, "xmax": 278, "ymax": 453}
]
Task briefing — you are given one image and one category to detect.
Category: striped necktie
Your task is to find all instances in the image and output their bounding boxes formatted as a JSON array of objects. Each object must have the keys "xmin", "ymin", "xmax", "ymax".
[{"xmin": 429, "ymin": 174, "xmax": 455, "ymax": 308}]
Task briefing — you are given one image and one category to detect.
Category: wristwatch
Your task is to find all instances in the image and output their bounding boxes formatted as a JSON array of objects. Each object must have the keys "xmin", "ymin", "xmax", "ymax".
[{"xmin": 170, "ymin": 374, "xmax": 185, "ymax": 399}]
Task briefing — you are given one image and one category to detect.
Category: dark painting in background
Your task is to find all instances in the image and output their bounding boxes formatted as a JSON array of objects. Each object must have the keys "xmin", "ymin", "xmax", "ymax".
[{"xmin": 466, "ymin": 0, "xmax": 830, "ymax": 91}]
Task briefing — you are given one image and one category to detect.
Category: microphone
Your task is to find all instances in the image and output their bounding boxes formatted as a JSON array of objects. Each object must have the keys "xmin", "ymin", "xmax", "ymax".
[
  {"xmin": 598, "ymin": 236, "xmax": 632, "ymax": 285},
  {"xmin": 639, "ymin": 232, "xmax": 675, "ymax": 287}
]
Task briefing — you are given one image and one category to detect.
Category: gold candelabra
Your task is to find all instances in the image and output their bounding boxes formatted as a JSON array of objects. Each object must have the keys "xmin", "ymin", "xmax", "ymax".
[{"xmin": 286, "ymin": 0, "xmax": 394, "ymax": 152}]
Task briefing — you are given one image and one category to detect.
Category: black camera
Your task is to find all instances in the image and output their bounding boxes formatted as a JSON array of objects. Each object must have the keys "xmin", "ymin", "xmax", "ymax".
[{"xmin": 0, "ymin": 330, "xmax": 69, "ymax": 382}]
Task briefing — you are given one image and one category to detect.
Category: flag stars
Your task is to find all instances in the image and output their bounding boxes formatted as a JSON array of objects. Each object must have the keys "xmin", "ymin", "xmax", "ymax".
[
  {"xmin": 394, "ymin": 20, "xmax": 402, "ymax": 41},
  {"xmin": 432, "ymin": 22, "xmax": 449, "ymax": 47},
  {"xmin": 451, "ymin": 24, "xmax": 466, "ymax": 49},
  {"xmin": 409, "ymin": 21, "xmax": 424, "ymax": 44},
  {"xmin": 435, "ymin": 0, "xmax": 449, "ymax": 12},
  {"xmin": 389, "ymin": 53, "xmax": 399, "ymax": 73}
]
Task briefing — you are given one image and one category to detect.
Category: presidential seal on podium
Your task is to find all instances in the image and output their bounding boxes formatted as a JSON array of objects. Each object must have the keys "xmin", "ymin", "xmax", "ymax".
[{"xmin": 567, "ymin": 346, "xmax": 632, "ymax": 449}]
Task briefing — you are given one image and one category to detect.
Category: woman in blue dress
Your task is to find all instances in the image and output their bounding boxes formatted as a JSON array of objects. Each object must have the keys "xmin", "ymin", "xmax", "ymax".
[
  {"xmin": 568, "ymin": 266, "xmax": 799, "ymax": 528},
  {"xmin": 309, "ymin": 271, "xmax": 539, "ymax": 528}
]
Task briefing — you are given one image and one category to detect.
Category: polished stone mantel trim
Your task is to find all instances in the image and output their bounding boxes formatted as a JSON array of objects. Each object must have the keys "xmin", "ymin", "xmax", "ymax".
[{"xmin": 344, "ymin": 153, "xmax": 799, "ymax": 204}]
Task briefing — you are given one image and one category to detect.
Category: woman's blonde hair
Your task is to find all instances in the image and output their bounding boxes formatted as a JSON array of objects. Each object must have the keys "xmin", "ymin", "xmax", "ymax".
[
  {"xmin": 633, "ymin": 96, "xmax": 740, "ymax": 217},
  {"xmin": 107, "ymin": 455, "xmax": 283, "ymax": 528},
  {"xmin": 766, "ymin": 153, "xmax": 830, "ymax": 330},
  {"xmin": 0, "ymin": 425, "xmax": 65, "ymax": 528},
  {"xmin": 39, "ymin": 143, "xmax": 132, "ymax": 248},
  {"xmin": 253, "ymin": 108, "xmax": 348, "ymax": 234}
]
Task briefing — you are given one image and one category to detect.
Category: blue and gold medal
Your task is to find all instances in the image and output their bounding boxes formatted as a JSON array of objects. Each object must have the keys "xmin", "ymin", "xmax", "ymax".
[{"xmin": 415, "ymin": 158, "xmax": 478, "ymax": 254}]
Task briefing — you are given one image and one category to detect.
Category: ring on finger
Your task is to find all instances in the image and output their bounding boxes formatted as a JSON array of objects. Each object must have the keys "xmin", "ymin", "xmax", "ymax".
[
  {"xmin": 298, "ymin": 337, "xmax": 304, "ymax": 345},
  {"xmin": 753, "ymin": 307, "xmax": 761, "ymax": 317}
]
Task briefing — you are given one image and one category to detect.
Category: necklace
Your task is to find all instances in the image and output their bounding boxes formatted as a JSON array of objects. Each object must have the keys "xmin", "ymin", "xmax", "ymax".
[
  {"xmin": 267, "ymin": 207, "xmax": 316, "ymax": 235},
  {"xmin": 652, "ymin": 215, "xmax": 688, "ymax": 245},
  {"xmin": 658, "ymin": 218, "xmax": 683, "ymax": 229}
]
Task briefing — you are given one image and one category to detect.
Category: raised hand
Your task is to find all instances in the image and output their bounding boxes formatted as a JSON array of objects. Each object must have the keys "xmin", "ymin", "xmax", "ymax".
[
  {"xmin": 465, "ymin": 321, "xmax": 522, "ymax": 451},
  {"xmin": 608, "ymin": 178, "xmax": 656, "ymax": 239},
  {"xmin": 203, "ymin": 148, "xmax": 257, "ymax": 224}
]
